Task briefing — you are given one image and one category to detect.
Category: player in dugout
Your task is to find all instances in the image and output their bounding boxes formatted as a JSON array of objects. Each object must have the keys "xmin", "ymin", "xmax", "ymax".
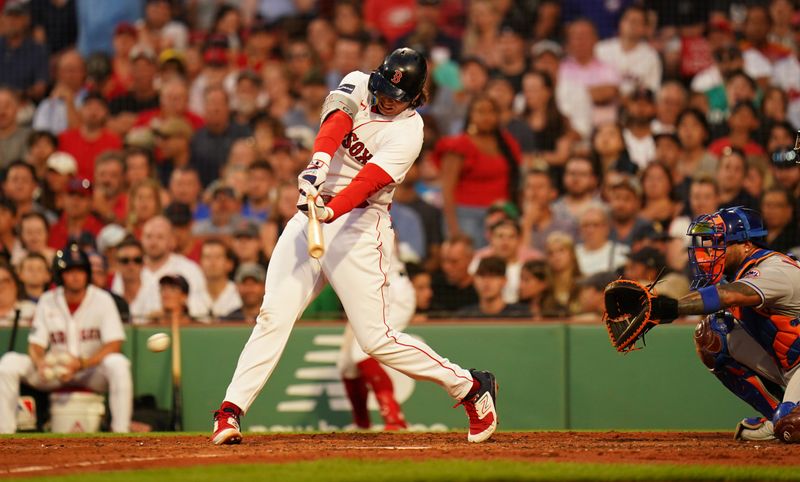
[{"xmin": 210, "ymin": 48, "xmax": 498, "ymax": 445}]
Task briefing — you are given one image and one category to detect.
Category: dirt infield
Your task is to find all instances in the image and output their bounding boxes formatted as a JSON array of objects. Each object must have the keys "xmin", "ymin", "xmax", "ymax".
[{"xmin": 2, "ymin": 432, "xmax": 800, "ymax": 478}]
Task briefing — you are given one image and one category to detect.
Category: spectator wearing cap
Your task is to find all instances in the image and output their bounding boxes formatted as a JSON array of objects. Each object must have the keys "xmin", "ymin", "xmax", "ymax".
[
  {"xmin": 190, "ymin": 86, "xmax": 251, "ymax": 187},
  {"xmin": 168, "ymin": 167, "xmax": 209, "ymax": 221},
  {"xmin": 111, "ymin": 236, "xmax": 160, "ymax": 324},
  {"xmin": 430, "ymin": 234, "xmax": 479, "ymax": 314},
  {"xmin": 519, "ymin": 69, "xmax": 578, "ymax": 169},
  {"xmin": 762, "ymin": 186, "xmax": 800, "ymax": 253},
  {"xmin": 541, "ymin": 231, "xmax": 582, "ymax": 317},
  {"xmin": 192, "ymin": 183, "xmax": 243, "ymax": 238},
  {"xmin": 240, "ymin": 161, "xmax": 275, "ymax": 223},
  {"xmin": 92, "ymin": 151, "xmax": 128, "ymax": 224},
  {"xmin": 232, "ymin": 70, "xmax": 266, "ymax": 127},
  {"xmin": 58, "ymin": 92, "xmax": 123, "ymax": 181},
  {"xmin": 137, "ymin": 0, "xmax": 189, "ymax": 53},
  {"xmin": 552, "ymin": 156, "xmax": 601, "ymax": 225},
  {"xmin": 108, "ymin": 45, "xmax": 159, "ymax": 135},
  {"xmin": 231, "ymin": 220, "xmax": 268, "ymax": 268},
  {"xmin": 519, "ymin": 259, "xmax": 547, "ymax": 318},
  {"xmin": 0, "ymin": 88, "xmax": 31, "ymax": 170},
  {"xmin": 457, "ymin": 256, "xmax": 530, "ymax": 318},
  {"xmin": 164, "ymin": 202, "xmax": 201, "ymax": 263},
  {"xmin": 575, "ymin": 270, "xmax": 617, "ymax": 321},
  {"xmin": 716, "ymin": 147, "xmax": 759, "ymax": 212},
  {"xmin": 0, "ymin": 2, "xmax": 48, "ymax": 101},
  {"xmin": 559, "ymin": 19, "xmax": 621, "ymax": 128},
  {"xmin": 591, "ymin": 122, "xmax": 637, "ymax": 174},
  {"xmin": 595, "ymin": 5, "xmax": 661, "ymax": 96},
  {"xmin": 621, "ymin": 88, "xmax": 656, "ymax": 169},
  {"xmin": 222, "ymin": 263, "xmax": 266, "ymax": 322},
  {"xmin": 394, "ymin": 0, "xmax": 460, "ymax": 63},
  {"xmin": 32, "ymin": 49, "xmax": 87, "ymax": 135},
  {"xmin": 460, "ymin": 0, "xmax": 502, "ymax": 68},
  {"xmin": 433, "ymin": 95, "xmax": 522, "ymax": 248},
  {"xmin": 430, "ymin": 56, "xmax": 489, "ymax": 136},
  {"xmin": 608, "ymin": 175, "xmax": 650, "ymax": 247},
  {"xmin": 624, "ymin": 246, "xmax": 689, "ymax": 299},
  {"xmin": 48, "ymin": 177, "xmax": 104, "ymax": 250},
  {"xmin": 41, "ymin": 151, "xmax": 77, "ymax": 213},
  {"xmin": 3, "ymin": 160, "xmax": 52, "ymax": 223},
  {"xmin": 136, "ymin": 77, "xmax": 204, "ymax": 131},
  {"xmin": 126, "ymin": 180, "xmax": 161, "ymax": 240},
  {"xmin": 17, "ymin": 252, "xmax": 51, "ymax": 302},
  {"xmin": 489, "ymin": 22, "xmax": 527, "ymax": 92},
  {"xmin": 17, "ymin": 212, "xmax": 55, "ymax": 265},
  {"xmin": 158, "ymin": 274, "xmax": 194, "ymax": 325},
  {"xmin": 284, "ymin": 70, "xmax": 329, "ymax": 137},
  {"xmin": 519, "ymin": 167, "xmax": 577, "ymax": 253},
  {"xmin": 0, "ymin": 200, "xmax": 22, "ymax": 263},
  {"xmin": 651, "ymin": 81, "xmax": 688, "ymax": 136},
  {"xmin": 708, "ymin": 102, "xmax": 765, "ymax": 158},
  {"xmin": 154, "ymin": 117, "xmax": 193, "ymax": 186},
  {"xmin": 575, "ymin": 203, "xmax": 629, "ymax": 277},
  {"xmin": 196, "ymin": 239, "xmax": 242, "ymax": 322},
  {"xmin": 188, "ymin": 39, "xmax": 235, "ymax": 116}
]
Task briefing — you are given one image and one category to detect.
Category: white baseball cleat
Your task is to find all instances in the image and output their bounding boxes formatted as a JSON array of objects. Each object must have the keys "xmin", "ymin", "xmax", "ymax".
[
  {"xmin": 734, "ymin": 417, "xmax": 775, "ymax": 441},
  {"xmin": 456, "ymin": 369, "xmax": 498, "ymax": 443}
]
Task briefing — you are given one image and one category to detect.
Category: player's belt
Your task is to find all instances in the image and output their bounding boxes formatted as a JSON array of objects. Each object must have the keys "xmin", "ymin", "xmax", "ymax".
[{"xmin": 320, "ymin": 194, "xmax": 369, "ymax": 209}]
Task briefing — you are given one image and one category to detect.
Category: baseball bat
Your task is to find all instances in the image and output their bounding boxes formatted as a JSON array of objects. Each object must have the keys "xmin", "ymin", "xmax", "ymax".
[
  {"xmin": 170, "ymin": 310, "xmax": 183, "ymax": 431},
  {"xmin": 307, "ymin": 194, "xmax": 325, "ymax": 259}
]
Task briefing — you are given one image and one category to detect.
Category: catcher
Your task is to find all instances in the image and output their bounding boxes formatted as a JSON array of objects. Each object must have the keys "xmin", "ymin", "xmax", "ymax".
[{"xmin": 603, "ymin": 206, "xmax": 800, "ymax": 442}]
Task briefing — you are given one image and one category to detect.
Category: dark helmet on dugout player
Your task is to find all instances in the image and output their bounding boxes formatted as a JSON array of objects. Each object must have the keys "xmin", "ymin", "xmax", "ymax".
[
  {"xmin": 53, "ymin": 243, "xmax": 92, "ymax": 286},
  {"xmin": 686, "ymin": 206, "xmax": 767, "ymax": 289},
  {"xmin": 368, "ymin": 48, "xmax": 427, "ymax": 104}
]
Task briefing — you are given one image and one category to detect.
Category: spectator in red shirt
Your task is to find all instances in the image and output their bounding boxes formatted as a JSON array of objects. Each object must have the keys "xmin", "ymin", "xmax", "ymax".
[
  {"xmin": 708, "ymin": 101, "xmax": 765, "ymax": 158},
  {"xmin": 433, "ymin": 95, "xmax": 521, "ymax": 248},
  {"xmin": 58, "ymin": 92, "xmax": 123, "ymax": 181},
  {"xmin": 48, "ymin": 177, "xmax": 105, "ymax": 250},
  {"xmin": 135, "ymin": 77, "xmax": 204, "ymax": 131}
]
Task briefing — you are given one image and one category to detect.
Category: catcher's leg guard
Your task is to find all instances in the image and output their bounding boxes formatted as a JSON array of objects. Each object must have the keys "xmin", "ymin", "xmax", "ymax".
[
  {"xmin": 695, "ymin": 312, "xmax": 782, "ymax": 418},
  {"xmin": 357, "ymin": 358, "xmax": 407, "ymax": 430}
]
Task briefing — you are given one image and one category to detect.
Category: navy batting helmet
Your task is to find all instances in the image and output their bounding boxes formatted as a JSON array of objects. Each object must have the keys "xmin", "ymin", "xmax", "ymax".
[
  {"xmin": 53, "ymin": 243, "xmax": 91, "ymax": 286},
  {"xmin": 686, "ymin": 206, "xmax": 767, "ymax": 289},
  {"xmin": 368, "ymin": 48, "xmax": 427, "ymax": 104}
]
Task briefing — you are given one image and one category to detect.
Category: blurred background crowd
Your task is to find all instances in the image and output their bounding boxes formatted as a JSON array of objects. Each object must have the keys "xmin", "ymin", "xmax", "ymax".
[{"xmin": 0, "ymin": 0, "xmax": 799, "ymax": 325}]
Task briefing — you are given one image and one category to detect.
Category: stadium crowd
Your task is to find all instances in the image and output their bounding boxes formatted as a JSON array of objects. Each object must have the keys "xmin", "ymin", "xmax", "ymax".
[{"xmin": 0, "ymin": 0, "xmax": 798, "ymax": 324}]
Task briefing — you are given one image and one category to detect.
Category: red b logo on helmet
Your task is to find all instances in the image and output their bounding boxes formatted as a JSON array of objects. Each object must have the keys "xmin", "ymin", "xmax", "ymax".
[{"xmin": 391, "ymin": 70, "xmax": 403, "ymax": 84}]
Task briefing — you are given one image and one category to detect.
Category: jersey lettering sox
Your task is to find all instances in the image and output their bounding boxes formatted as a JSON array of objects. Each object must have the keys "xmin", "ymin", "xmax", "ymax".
[{"xmin": 322, "ymin": 71, "xmax": 424, "ymax": 207}]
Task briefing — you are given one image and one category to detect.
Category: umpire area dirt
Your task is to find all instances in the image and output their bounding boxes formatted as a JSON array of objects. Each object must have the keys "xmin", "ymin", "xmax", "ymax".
[{"xmin": 3, "ymin": 432, "xmax": 800, "ymax": 477}]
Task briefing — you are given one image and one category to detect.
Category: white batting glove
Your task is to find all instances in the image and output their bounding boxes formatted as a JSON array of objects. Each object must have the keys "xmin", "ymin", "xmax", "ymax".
[
  {"xmin": 298, "ymin": 190, "xmax": 334, "ymax": 221},
  {"xmin": 297, "ymin": 156, "xmax": 329, "ymax": 199}
]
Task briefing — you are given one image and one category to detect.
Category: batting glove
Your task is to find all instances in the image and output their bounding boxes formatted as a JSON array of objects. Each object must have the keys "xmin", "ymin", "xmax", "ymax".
[
  {"xmin": 297, "ymin": 156, "xmax": 329, "ymax": 199},
  {"xmin": 298, "ymin": 190, "xmax": 334, "ymax": 222}
]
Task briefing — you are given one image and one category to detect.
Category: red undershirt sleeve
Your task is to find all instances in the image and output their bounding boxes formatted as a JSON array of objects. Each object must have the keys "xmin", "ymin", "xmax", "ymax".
[
  {"xmin": 313, "ymin": 110, "xmax": 353, "ymax": 161},
  {"xmin": 326, "ymin": 163, "xmax": 394, "ymax": 222}
]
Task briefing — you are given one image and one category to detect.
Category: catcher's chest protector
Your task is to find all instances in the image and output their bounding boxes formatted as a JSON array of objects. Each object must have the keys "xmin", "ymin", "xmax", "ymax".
[{"xmin": 730, "ymin": 249, "xmax": 800, "ymax": 370}]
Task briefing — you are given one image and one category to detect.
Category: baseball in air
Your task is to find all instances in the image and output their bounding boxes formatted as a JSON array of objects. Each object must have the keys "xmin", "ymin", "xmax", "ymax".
[{"xmin": 147, "ymin": 333, "xmax": 171, "ymax": 352}]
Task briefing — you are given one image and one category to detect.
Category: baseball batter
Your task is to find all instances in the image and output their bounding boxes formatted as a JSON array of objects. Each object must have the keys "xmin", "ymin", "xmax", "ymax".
[
  {"xmin": 642, "ymin": 207, "xmax": 800, "ymax": 441},
  {"xmin": 212, "ymin": 48, "xmax": 498, "ymax": 445},
  {"xmin": 0, "ymin": 244, "xmax": 132, "ymax": 433},
  {"xmin": 338, "ymin": 253, "xmax": 416, "ymax": 430}
]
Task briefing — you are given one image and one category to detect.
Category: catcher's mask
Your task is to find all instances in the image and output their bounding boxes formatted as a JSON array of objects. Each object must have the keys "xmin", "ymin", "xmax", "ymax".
[{"xmin": 687, "ymin": 206, "xmax": 767, "ymax": 289}]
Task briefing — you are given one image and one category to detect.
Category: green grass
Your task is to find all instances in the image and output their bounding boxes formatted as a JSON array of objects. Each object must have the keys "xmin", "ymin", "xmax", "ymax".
[{"xmin": 21, "ymin": 459, "xmax": 800, "ymax": 482}]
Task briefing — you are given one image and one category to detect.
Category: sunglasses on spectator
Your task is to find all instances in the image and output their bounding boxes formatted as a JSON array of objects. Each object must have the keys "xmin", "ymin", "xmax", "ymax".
[{"xmin": 117, "ymin": 256, "xmax": 143, "ymax": 265}]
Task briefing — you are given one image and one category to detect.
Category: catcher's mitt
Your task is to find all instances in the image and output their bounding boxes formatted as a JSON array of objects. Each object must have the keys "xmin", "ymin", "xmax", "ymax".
[{"xmin": 602, "ymin": 279, "xmax": 676, "ymax": 353}]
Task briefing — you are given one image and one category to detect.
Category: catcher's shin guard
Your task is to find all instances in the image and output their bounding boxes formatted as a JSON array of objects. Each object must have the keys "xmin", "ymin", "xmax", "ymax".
[
  {"xmin": 357, "ymin": 358, "xmax": 407, "ymax": 430},
  {"xmin": 695, "ymin": 312, "xmax": 782, "ymax": 418}
]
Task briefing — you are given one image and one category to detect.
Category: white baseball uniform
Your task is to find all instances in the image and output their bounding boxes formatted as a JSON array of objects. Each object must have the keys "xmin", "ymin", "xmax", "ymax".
[
  {"xmin": 223, "ymin": 71, "xmax": 475, "ymax": 412},
  {"xmin": 0, "ymin": 285, "xmax": 133, "ymax": 433}
]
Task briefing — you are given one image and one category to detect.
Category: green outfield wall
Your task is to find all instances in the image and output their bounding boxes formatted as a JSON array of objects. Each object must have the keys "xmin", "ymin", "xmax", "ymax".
[{"xmin": 0, "ymin": 322, "xmax": 752, "ymax": 431}]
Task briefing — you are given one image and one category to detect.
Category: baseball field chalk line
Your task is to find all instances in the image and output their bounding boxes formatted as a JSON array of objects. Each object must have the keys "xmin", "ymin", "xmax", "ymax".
[
  {"xmin": 338, "ymin": 446, "xmax": 431, "ymax": 450},
  {"xmin": 5, "ymin": 453, "xmax": 228, "ymax": 474}
]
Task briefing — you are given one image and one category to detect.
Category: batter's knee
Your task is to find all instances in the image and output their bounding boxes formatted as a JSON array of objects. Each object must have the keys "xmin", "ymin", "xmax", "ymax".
[
  {"xmin": 100, "ymin": 353, "xmax": 131, "ymax": 374},
  {"xmin": 694, "ymin": 312, "xmax": 734, "ymax": 370},
  {"xmin": 0, "ymin": 352, "xmax": 30, "ymax": 378}
]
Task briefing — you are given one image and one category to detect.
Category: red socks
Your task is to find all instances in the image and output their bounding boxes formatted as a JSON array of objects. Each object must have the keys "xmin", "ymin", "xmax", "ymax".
[
  {"xmin": 358, "ymin": 358, "xmax": 407, "ymax": 429},
  {"xmin": 220, "ymin": 401, "xmax": 242, "ymax": 416},
  {"xmin": 342, "ymin": 377, "xmax": 371, "ymax": 429}
]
